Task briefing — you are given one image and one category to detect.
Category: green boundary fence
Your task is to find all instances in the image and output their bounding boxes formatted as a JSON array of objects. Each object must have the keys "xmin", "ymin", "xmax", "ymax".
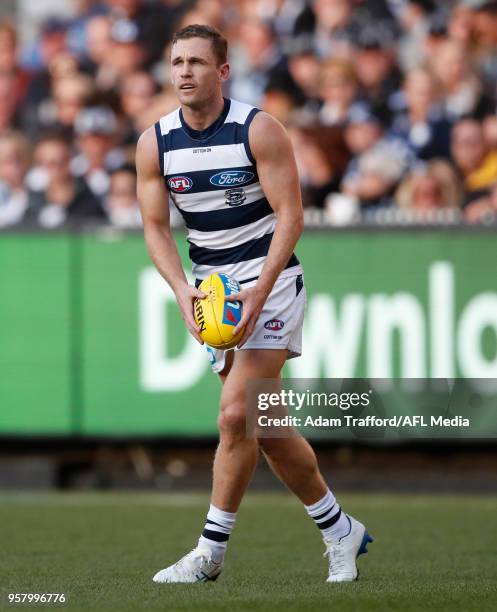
[{"xmin": 1, "ymin": 229, "xmax": 497, "ymax": 437}]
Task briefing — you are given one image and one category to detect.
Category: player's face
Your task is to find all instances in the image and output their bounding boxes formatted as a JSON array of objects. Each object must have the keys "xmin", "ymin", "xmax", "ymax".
[{"xmin": 170, "ymin": 37, "xmax": 229, "ymax": 109}]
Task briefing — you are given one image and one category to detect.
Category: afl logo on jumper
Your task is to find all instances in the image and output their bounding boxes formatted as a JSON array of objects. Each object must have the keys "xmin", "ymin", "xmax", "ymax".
[
  {"xmin": 264, "ymin": 319, "xmax": 284, "ymax": 331},
  {"xmin": 167, "ymin": 176, "xmax": 193, "ymax": 192},
  {"xmin": 225, "ymin": 188, "xmax": 246, "ymax": 206},
  {"xmin": 210, "ymin": 170, "xmax": 254, "ymax": 187}
]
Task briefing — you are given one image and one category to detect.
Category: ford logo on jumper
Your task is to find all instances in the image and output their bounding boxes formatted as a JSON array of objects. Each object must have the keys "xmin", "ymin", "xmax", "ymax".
[{"xmin": 210, "ymin": 170, "xmax": 254, "ymax": 187}]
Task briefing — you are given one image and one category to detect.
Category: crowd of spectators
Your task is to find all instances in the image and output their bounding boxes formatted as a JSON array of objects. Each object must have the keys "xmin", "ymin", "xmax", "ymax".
[{"xmin": 2, "ymin": 0, "xmax": 497, "ymax": 229}]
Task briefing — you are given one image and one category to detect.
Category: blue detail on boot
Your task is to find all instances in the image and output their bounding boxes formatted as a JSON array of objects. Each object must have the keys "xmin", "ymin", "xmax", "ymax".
[{"xmin": 357, "ymin": 531, "xmax": 374, "ymax": 557}]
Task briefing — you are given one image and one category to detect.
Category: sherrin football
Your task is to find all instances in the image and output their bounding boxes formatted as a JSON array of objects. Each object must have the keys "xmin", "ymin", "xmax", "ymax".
[{"xmin": 194, "ymin": 273, "xmax": 243, "ymax": 349}]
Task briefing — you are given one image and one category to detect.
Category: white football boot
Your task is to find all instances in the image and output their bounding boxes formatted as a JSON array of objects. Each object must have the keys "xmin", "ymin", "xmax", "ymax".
[
  {"xmin": 324, "ymin": 515, "xmax": 373, "ymax": 582},
  {"xmin": 152, "ymin": 546, "xmax": 223, "ymax": 584}
]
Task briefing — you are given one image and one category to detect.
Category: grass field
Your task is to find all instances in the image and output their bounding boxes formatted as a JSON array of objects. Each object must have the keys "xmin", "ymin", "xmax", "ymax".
[{"xmin": 1, "ymin": 492, "xmax": 497, "ymax": 611}]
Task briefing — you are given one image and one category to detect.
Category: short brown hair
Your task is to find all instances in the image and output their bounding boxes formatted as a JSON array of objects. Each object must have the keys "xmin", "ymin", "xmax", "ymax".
[{"xmin": 172, "ymin": 24, "xmax": 227, "ymax": 66}]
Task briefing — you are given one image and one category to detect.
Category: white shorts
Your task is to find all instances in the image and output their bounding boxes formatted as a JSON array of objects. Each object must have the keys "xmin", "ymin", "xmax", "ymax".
[{"xmin": 204, "ymin": 272, "xmax": 306, "ymax": 374}]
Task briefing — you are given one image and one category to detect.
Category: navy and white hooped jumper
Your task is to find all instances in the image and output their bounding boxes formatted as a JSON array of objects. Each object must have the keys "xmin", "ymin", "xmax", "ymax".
[{"xmin": 154, "ymin": 98, "xmax": 301, "ymax": 283}]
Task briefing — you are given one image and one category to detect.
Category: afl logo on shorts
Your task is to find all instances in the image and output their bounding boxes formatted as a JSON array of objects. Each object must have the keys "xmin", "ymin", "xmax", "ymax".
[
  {"xmin": 167, "ymin": 176, "xmax": 193, "ymax": 192},
  {"xmin": 225, "ymin": 188, "xmax": 246, "ymax": 206},
  {"xmin": 210, "ymin": 170, "xmax": 254, "ymax": 187},
  {"xmin": 264, "ymin": 319, "xmax": 284, "ymax": 331}
]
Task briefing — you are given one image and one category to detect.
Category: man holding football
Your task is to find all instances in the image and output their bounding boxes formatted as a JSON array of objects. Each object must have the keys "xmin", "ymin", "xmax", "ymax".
[{"xmin": 136, "ymin": 24, "xmax": 372, "ymax": 584}]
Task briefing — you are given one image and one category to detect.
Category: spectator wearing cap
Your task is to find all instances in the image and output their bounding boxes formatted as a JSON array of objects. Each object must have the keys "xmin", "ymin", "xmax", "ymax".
[
  {"xmin": 0, "ymin": 130, "xmax": 31, "ymax": 227},
  {"xmin": 389, "ymin": 67, "xmax": 452, "ymax": 160},
  {"xmin": 104, "ymin": 0, "xmax": 175, "ymax": 65},
  {"xmin": 343, "ymin": 104, "xmax": 384, "ymax": 159},
  {"xmin": 342, "ymin": 105, "xmax": 389, "ymax": 190},
  {"xmin": 106, "ymin": 164, "xmax": 142, "ymax": 228},
  {"xmin": 101, "ymin": 18, "xmax": 147, "ymax": 90},
  {"xmin": 66, "ymin": 0, "xmax": 109, "ymax": 60},
  {"xmin": 352, "ymin": 25, "xmax": 403, "ymax": 124},
  {"xmin": 21, "ymin": 18, "xmax": 67, "ymax": 120},
  {"xmin": 24, "ymin": 133, "xmax": 106, "ymax": 229},
  {"xmin": 285, "ymin": 43, "xmax": 322, "ymax": 116},
  {"xmin": 72, "ymin": 106, "xmax": 127, "ymax": 199},
  {"xmin": 451, "ymin": 117, "xmax": 497, "ymax": 208},
  {"xmin": 341, "ymin": 104, "xmax": 414, "ymax": 207}
]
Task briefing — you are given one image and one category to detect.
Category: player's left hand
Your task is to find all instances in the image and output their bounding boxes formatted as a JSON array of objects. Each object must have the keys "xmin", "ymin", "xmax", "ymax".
[{"xmin": 225, "ymin": 286, "xmax": 268, "ymax": 348}]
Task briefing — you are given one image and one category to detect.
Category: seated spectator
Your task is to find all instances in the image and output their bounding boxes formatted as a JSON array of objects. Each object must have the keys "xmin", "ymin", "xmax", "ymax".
[
  {"xmin": 451, "ymin": 117, "xmax": 497, "ymax": 207},
  {"xmin": 230, "ymin": 18, "xmax": 291, "ymax": 107},
  {"xmin": 0, "ymin": 72, "xmax": 20, "ymax": 130},
  {"xmin": 343, "ymin": 104, "xmax": 384, "ymax": 158},
  {"xmin": 104, "ymin": 0, "xmax": 175, "ymax": 65},
  {"xmin": 318, "ymin": 58, "xmax": 360, "ymax": 127},
  {"xmin": 342, "ymin": 105, "xmax": 414, "ymax": 195},
  {"xmin": 106, "ymin": 19, "xmax": 147, "ymax": 88},
  {"xmin": 261, "ymin": 87, "xmax": 299, "ymax": 126},
  {"xmin": 395, "ymin": 159, "xmax": 463, "ymax": 213},
  {"xmin": 285, "ymin": 44, "xmax": 322, "ymax": 116},
  {"xmin": 66, "ymin": 0, "xmax": 109, "ymax": 60},
  {"xmin": 431, "ymin": 38, "xmax": 493, "ymax": 120},
  {"xmin": 80, "ymin": 15, "xmax": 112, "ymax": 79},
  {"xmin": 341, "ymin": 140, "xmax": 409, "ymax": 210},
  {"xmin": 24, "ymin": 133, "xmax": 106, "ymax": 228},
  {"xmin": 0, "ymin": 130, "xmax": 30, "ymax": 227},
  {"xmin": 352, "ymin": 25, "xmax": 402, "ymax": 123},
  {"xmin": 467, "ymin": 0, "xmax": 497, "ymax": 87},
  {"xmin": 310, "ymin": 0, "xmax": 358, "ymax": 58},
  {"xmin": 464, "ymin": 180, "xmax": 497, "ymax": 224},
  {"xmin": 72, "ymin": 106, "xmax": 126, "ymax": 199},
  {"xmin": 448, "ymin": 2, "xmax": 473, "ymax": 46},
  {"xmin": 389, "ymin": 67, "xmax": 452, "ymax": 159},
  {"xmin": 26, "ymin": 71, "xmax": 94, "ymax": 141},
  {"xmin": 482, "ymin": 113, "xmax": 497, "ymax": 149},
  {"xmin": 119, "ymin": 71, "xmax": 158, "ymax": 144},
  {"xmin": 0, "ymin": 20, "xmax": 31, "ymax": 107},
  {"xmin": 106, "ymin": 165, "xmax": 141, "ymax": 228},
  {"xmin": 289, "ymin": 124, "xmax": 347, "ymax": 208},
  {"xmin": 52, "ymin": 73, "xmax": 95, "ymax": 134}
]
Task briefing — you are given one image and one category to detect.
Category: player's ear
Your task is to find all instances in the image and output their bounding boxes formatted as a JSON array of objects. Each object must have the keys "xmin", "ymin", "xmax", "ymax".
[{"xmin": 219, "ymin": 62, "xmax": 230, "ymax": 83}]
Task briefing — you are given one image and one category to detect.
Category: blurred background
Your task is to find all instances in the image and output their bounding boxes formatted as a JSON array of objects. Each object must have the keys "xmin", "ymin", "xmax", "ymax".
[{"xmin": 1, "ymin": 0, "xmax": 497, "ymax": 492}]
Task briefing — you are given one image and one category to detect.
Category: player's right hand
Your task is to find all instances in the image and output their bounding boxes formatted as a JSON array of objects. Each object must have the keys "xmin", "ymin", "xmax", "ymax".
[{"xmin": 175, "ymin": 284, "xmax": 206, "ymax": 344}]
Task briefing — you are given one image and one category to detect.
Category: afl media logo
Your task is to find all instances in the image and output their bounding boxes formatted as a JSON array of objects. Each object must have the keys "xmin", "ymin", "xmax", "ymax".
[{"xmin": 167, "ymin": 176, "xmax": 193, "ymax": 192}]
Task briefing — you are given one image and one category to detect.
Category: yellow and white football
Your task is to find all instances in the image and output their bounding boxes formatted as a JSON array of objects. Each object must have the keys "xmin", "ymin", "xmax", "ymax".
[{"xmin": 194, "ymin": 273, "xmax": 244, "ymax": 349}]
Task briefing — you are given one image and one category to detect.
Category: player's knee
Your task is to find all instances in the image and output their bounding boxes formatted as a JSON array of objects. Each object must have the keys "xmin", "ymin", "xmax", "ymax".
[{"xmin": 218, "ymin": 400, "xmax": 246, "ymax": 437}]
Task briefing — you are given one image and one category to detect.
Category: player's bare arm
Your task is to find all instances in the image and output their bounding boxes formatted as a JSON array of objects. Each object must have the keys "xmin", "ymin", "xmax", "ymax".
[
  {"xmin": 136, "ymin": 126, "xmax": 205, "ymax": 344},
  {"xmin": 227, "ymin": 112, "xmax": 304, "ymax": 347}
]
